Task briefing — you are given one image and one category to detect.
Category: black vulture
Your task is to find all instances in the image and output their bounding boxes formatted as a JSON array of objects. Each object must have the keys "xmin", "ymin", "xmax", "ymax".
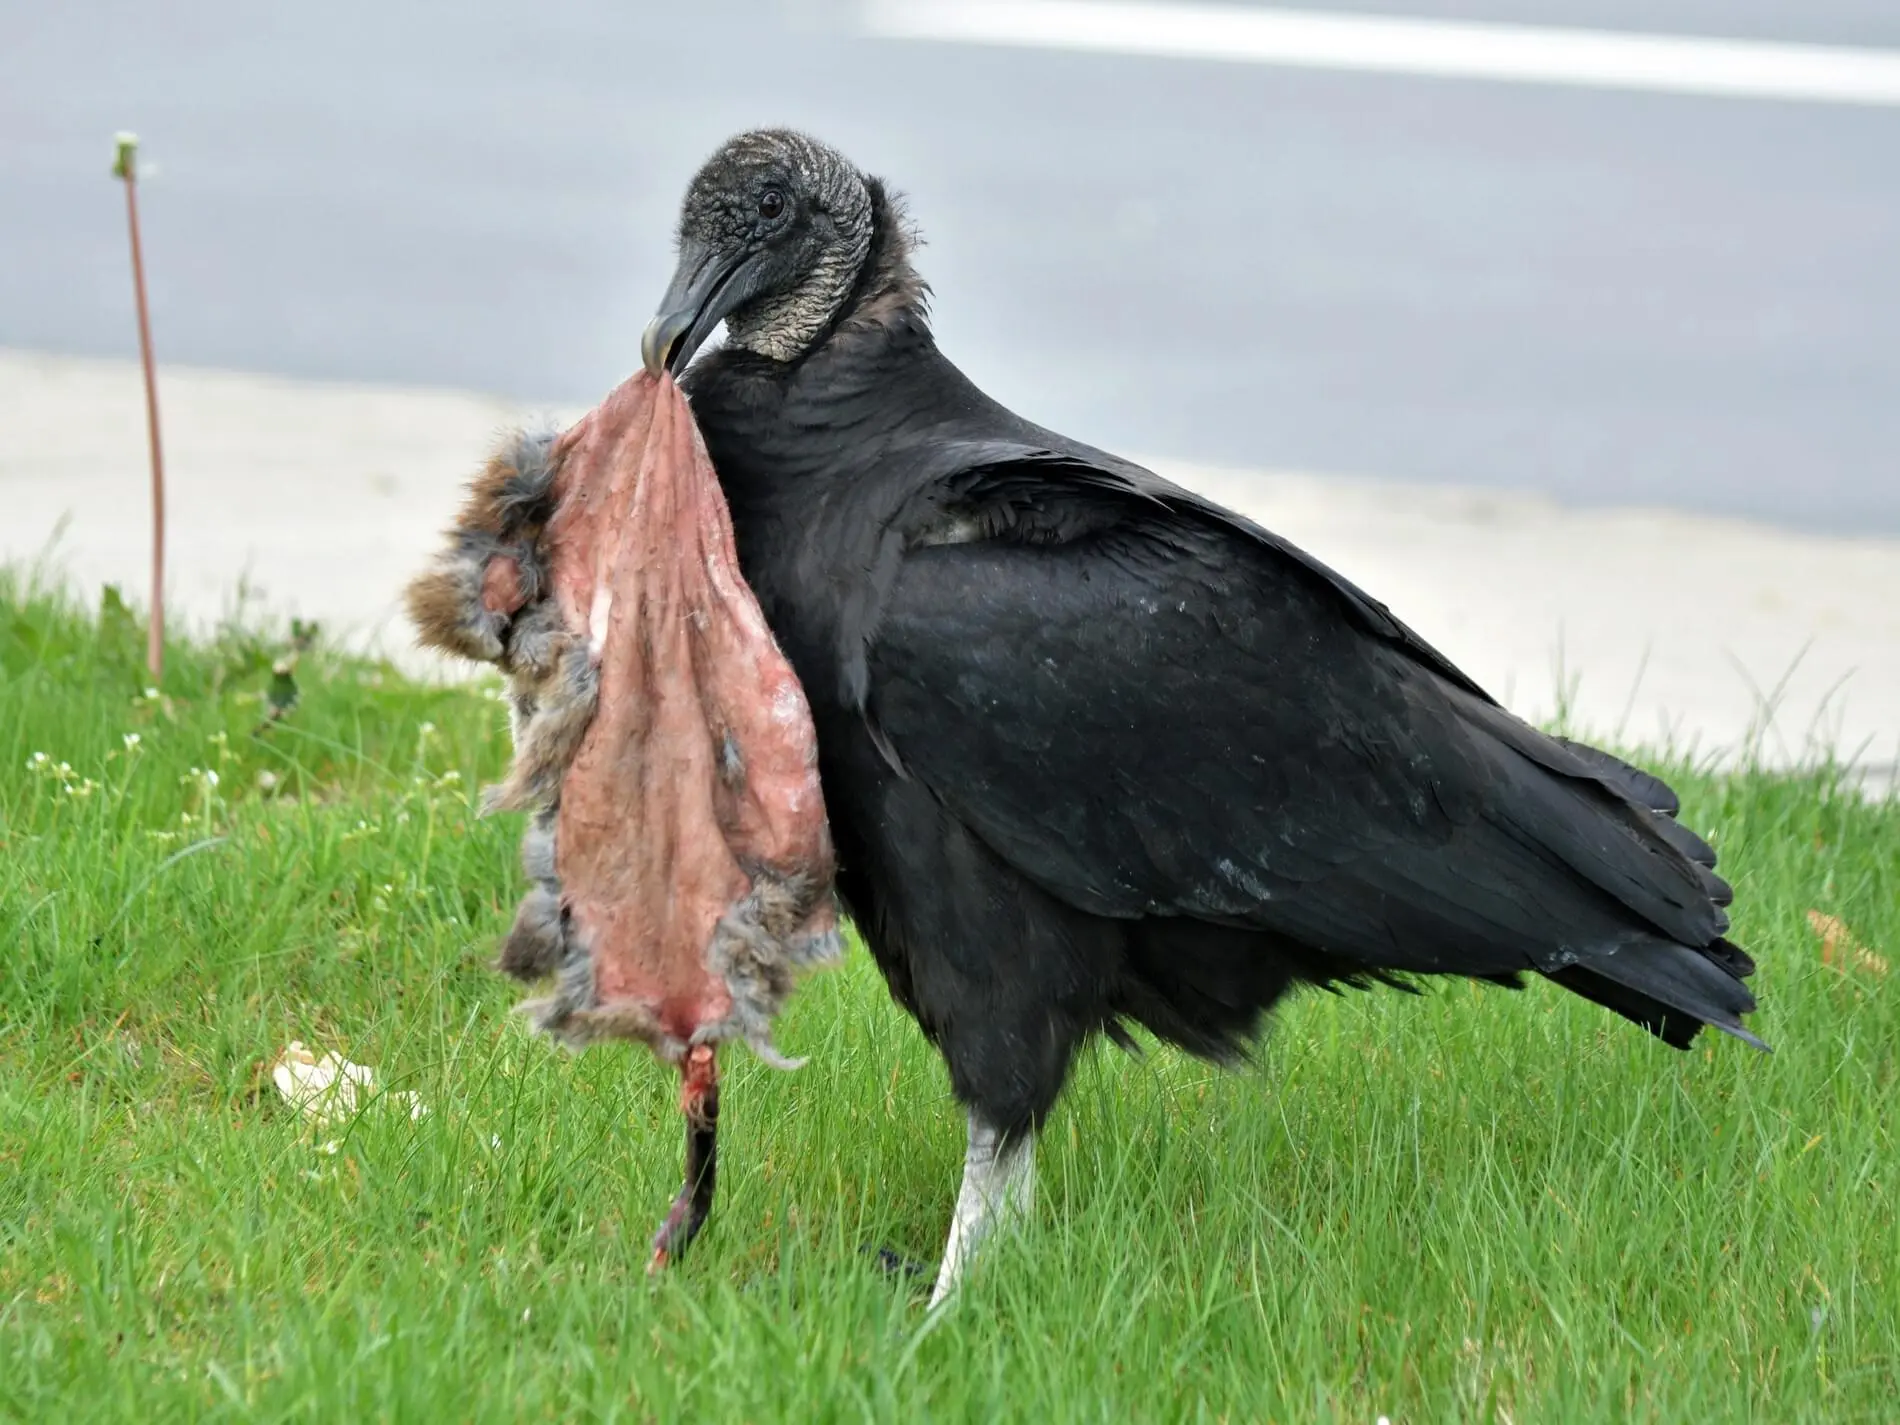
[{"xmin": 637, "ymin": 129, "xmax": 1763, "ymax": 1303}]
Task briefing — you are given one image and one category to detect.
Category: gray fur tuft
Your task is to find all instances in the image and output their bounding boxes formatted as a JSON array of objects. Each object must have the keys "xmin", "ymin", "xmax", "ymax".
[
  {"xmin": 497, "ymin": 884, "xmax": 567, "ymax": 981},
  {"xmin": 481, "ymin": 642, "xmax": 597, "ymax": 815},
  {"xmin": 694, "ymin": 872, "xmax": 844, "ymax": 1069}
]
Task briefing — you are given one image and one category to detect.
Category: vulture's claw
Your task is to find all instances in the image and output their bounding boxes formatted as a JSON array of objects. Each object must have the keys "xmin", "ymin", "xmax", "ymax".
[{"xmin": 648, "ymin": 1044, "xmax": 720, "ymax": 1273}]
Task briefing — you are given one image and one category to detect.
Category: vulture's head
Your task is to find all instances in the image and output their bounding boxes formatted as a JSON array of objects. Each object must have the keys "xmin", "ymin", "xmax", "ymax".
[{"xmin": 642, "ymin": 129, "xmax": 876, "ymax": 377}]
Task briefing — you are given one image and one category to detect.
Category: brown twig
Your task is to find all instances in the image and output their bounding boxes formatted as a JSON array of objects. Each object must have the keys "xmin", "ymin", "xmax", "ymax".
[{"xmin": 113, "ymin": 132, "xmax": 166, "ymax": 682}]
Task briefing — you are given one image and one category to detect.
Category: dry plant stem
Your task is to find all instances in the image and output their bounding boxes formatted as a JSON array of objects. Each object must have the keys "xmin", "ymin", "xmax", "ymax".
[
  {"xmin": 115, "ymin": 133, "xmax": 166, "ymax": 681},
  {"xmin": 648, "ymin": 1044, "xmax": 720, "ymax": 1272}
]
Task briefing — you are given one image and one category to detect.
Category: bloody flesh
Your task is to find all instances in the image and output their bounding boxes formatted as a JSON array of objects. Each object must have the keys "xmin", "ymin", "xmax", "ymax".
[
  {"xmin": 543, "ymin": 374, "xmax": 837, "ymax": 1050},
  {"xmin": 405, "ymin": 369, "xmax": 839, "ymax": 1264}
]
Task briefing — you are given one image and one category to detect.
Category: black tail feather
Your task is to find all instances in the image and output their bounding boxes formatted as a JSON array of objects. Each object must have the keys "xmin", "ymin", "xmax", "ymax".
[
  {"xmin": 1547, "ymin": 935, "xmax": 1765, "ymax": 1051},
  {"xmin": 1530, "ymin": 739, "xmax": 1758, "ymax": 1043}
]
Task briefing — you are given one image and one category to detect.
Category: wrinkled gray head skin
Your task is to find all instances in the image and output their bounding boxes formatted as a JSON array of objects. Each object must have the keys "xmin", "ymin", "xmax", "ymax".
[{"xmin": 642, "ymin": 129, "xmax": 874, "ymax": 376}]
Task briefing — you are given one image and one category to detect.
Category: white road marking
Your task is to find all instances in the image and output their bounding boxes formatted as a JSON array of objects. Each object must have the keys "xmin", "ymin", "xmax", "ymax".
[{"xmin": 863, "ymin": 0, "xmax": 1900, "ymax": 108}]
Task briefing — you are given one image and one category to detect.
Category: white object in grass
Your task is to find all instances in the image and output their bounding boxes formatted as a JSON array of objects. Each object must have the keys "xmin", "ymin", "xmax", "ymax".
[{"xmin": 269, "ymin": 1041, "xmax": 427, "ymax": 1128}]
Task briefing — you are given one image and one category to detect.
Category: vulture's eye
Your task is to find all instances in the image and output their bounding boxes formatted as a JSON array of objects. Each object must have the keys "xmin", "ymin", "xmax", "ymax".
[{"xmin": 758, "ymin": 189, "xmax": 785, "ymax": 220}]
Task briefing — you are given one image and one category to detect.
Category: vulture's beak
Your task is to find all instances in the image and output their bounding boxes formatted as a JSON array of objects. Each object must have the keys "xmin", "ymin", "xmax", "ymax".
[{"xmin": 642, "ymin": 240, "xmax": 754, "ymax": 379}]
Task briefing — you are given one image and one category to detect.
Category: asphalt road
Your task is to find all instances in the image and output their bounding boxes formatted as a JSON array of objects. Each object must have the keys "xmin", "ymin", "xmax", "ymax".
[{"xmin": 4, "ymin": 0, "xmax": 1897, "ymax": 532}]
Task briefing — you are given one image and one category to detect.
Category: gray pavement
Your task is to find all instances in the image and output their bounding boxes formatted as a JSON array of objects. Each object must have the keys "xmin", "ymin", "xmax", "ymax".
[{"xmin": 3, "ymin": 1, "xmax": 1897, "ymax": 532}]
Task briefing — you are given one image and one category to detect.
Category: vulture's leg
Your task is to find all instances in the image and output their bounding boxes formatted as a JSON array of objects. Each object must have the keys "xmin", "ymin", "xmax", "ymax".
[
  {"xmin": 927, "ymin": 1110, "xmax": 1036, "ymax": 1307},
  {"xmin": 648, "ymin": 1044, "xmax": 719, "ymax": 1272}
]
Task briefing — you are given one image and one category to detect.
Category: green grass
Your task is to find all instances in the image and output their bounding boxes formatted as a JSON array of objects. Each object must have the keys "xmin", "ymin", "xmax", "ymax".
[{"xmin": 1, "ymin": 575, "xmax": 1895, "ymax": 1423}]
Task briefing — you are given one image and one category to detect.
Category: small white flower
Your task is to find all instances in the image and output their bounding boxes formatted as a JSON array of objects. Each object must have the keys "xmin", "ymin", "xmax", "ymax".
[
  {"xmin": 418, "ymin": 721, "xmax": 437, "ymax": 738},
  {"xmin": 256, "ymin": 770, "xmax": 279, "ymax": 791},
  {"xmin": 143, "ymin": 686, "xmax": 159, "ymax": 700},
  {"xmin": 203, "ymin": 769, "xmax": 219, "ymax": 788},
  {"xmin": 28, "ymin": 751, "xmax": 48, "ymax": 767},
  {"xmin": 122, "ymin": 733, "xmax": 142, "ymax": 751}
]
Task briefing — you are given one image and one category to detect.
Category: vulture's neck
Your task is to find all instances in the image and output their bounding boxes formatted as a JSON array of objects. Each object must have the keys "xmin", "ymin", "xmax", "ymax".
[{"xmin": 832, "ymin": 179, "xmax": 931, "ymax": 337}]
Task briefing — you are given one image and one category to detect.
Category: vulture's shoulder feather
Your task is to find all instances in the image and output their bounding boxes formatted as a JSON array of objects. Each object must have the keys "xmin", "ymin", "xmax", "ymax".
[{"xmin": 927, "ymin": 441, "xmax": 1490, "ymax": 698}]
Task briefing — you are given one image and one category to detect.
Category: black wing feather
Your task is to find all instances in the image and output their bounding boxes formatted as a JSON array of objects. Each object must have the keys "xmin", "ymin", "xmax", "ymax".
[{"xmin": 865, "ymin": 457, "xmax": 1761, "ymax": 1048}]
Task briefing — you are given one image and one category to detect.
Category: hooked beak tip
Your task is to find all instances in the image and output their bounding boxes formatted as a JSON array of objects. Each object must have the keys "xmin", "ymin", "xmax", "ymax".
[
  {"xmin": 640, "ymin": 317, "xmax": 673, "ymax": 380},
  {"xmin": 644, "ymin": 243, "xmax": 741, "ymax": 379}
]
